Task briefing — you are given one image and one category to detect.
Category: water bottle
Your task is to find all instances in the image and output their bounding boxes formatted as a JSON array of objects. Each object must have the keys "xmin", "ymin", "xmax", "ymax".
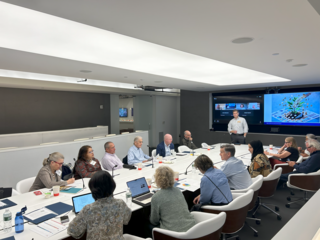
[
  {"xmin": 15, "ymin": 212, "xmax": 24, "ymax": 233},
  {"xmin": 3, "ymin": 209, "xmax": 12, "ymax": 233},
  {"xmin": 126, "ymin": 187, "xmax": 132, "ymax": 207}
]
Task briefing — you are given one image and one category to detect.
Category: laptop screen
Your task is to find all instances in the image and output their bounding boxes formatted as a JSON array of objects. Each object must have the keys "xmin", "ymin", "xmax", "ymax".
[
  {"xmin": 72, "ymin": 193, "xmax": 95, "ymax": 214},
  {"xmin": 127, "ymin": 177, "xmax": 150, "ymax": 198}
]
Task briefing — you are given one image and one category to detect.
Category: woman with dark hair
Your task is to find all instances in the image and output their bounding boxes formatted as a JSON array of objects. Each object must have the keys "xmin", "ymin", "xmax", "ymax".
[
  {"xmin": 74, "ymin": 145, "xmax": 102, "ymax": 180},
  {"xmin": 193, "ymin": 155, "xmax": 232, "ymax": 205},
  {"xmin": 68, "ymin": 171, "xmax": 131, "ymax": 239},
  {"xmin": 248, "ymin": 140, "xmax": 272, "ymax": 178}
]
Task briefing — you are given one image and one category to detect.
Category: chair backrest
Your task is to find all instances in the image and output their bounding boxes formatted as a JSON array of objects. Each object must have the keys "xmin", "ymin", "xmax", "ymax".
[
  {"xmin": 259, "ymin": 167, "xmax": 282, "ymax": 198},
  {"xmin": 201, "ymin": 143, "xmax": 209, "ymax": 148},
  {"xmin": 74, "ymin": 138, "xmax": 90, "ymax": 141},
  {"xmin": 123, "ymin": 155, "xmax": 128, "ymax": 165},
  {"xmin": 122, "ymin": 132, "xmax": 130, "ymax": 135},
  {"xmin": 16, "ymin": 177, "xmax": 36, "ymax": 193},
  {"xmin": 153, "ymin": 212, "xmax": 226, "ymax": 240},
  {"xmin": 288, "ymin": 169, "xmax": 320, "ymax": 191},
  {"xmin": 93, "ymin": 136, "xmax": 105, "ymax": 139},
  {"xmin": 178, "ymin": 145, "xmax": 191, "ymax": 153},
  {"xmin": 152, "ymin": 149, "xmax": 157, "ymax": 158},
  {"xmin": 202, "ymin": 189, "xmax": 254, "ymax": 234},
  {"xmin": 40, "ymin": 142, "xmax": 59, "ymax": 145},
  {"xmin": 273, "ymin": 163, "xmax": 294, "ymax": 174},
  {"xmin": 12, "ymin": 189, "xmax": 20, "ymax": 196},
  {"xmin": 296, "ymin": 155, "xmax": 304, "ymax": 164},
  {"xmin": 106, "ymin": 134, "xmax": 116, "ymax": 137},
  {"xmin": 231, "ymin": 175, "xmax": 263, "ymax": 211}
]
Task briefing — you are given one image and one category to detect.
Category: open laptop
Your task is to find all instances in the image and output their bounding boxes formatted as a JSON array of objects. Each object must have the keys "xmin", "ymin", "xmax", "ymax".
[
  {"xmin": 127, "ymin": 177, "xmax": 153, "ymax": 206},
  {"xmin": 72, "ymin": 193, "xmax": 95, "ymax": 214}
]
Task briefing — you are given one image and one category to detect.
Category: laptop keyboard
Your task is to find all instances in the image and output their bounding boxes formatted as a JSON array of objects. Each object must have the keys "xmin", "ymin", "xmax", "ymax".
[{"xmin": 136, "ymin": 193, "xmax": 153, "ymax": 201}]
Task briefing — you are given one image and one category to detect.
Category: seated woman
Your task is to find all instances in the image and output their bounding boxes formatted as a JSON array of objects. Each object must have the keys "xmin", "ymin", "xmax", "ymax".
[
  {"xmin": 150, "ymin": 166, "xmax": 196, "ymax": 232},
  {"xmin": 248, "ymin": 140, "xmax": 272, "ymax": 178},
  {"xmin": 68, "ymin": 171, "xmax": 131, "ymax": 239},
  {"xmin": 193, "ymin": 155, "xmax": 233, "ymax": 205},
  {"xmin": 29, "ymin": 152, "xmax": 75, "ymax": 192},
  {"xmin": 74, "ymin": 145, "xmax": 102, "ymax": 180},
  {"xmin": 264, "ymin": 137, "xmax": 300, "ymax": 168},
  {"xmin": 299, "ymin": 134, "xmax": 317, "ymax": 157}
]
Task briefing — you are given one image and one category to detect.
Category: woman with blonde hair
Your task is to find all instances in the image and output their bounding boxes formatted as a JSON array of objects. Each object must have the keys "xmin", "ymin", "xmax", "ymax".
[
  {"xmin": 264, "ymin": 137, "xmax": 300, "ymax": 168},
  {"xmin": 29, "ymin": 152, "xmax": 75, "ymax": 191},
  {"xmin": 149, "ymin": 166, "xmax": 196, "ymax": 233}
]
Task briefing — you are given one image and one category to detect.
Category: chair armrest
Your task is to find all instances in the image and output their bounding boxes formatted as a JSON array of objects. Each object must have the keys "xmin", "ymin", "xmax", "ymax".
[
  {"xmin": 289, "ymin": 174, "xmax": 320, "ymax": 191},
  {"xmin": 274, "ymin": 164, "xmax": 294, "ymax": 174}
]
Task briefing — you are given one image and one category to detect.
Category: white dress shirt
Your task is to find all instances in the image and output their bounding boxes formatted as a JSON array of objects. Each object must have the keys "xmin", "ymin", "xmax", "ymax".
[
  {"xmin": 101, "ymin": 152, "xmax": 123, "ymax": 171},
  {"xmin": 228, "ymin": 116, "xmax": 248, "ymax": 135}
]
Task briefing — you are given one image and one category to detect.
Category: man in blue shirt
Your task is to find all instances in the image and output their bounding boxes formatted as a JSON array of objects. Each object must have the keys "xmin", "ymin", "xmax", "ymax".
[
  {"xmin": 127, "ymin": 136, "xmax": 150, "ymax": 165},
  {"xmin": 156, "ymin": 134, "xmax": 174, "ymax": 157},
  {"xmin": 219, "ymin": 144, "xmax": 252, "ymax": 190},
  {"xmin": 279, "ymin": 139, "xmax": 320, "ymax": 183},
  {"xmin": 193, "ymin": 155, "xmax": 232, "ymax": 205}
]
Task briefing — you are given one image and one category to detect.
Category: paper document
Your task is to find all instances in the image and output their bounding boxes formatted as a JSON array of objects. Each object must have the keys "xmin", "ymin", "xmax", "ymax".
[
  {"xmin": 24, "ymin": 207, "xmax": 56, "ymax": 221},
  {"xmin": 178, "ymin": 179, "xmax": 200, "ymax": 192},
  {"xmin": 0, "ymin": 201, "xmax": 7, "ymax": 207},
  {"xmin": 31, "ymin": 219, "xmax": 67, "ymax": 237}
]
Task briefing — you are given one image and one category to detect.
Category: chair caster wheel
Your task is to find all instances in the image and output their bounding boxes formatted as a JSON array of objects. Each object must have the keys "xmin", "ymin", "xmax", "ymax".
[
  {"xmin": 290, "ymin": 191, "xmax": 295, "ymax": 196},
  {"xmin": 254, "ymin": 232, "xmax": 258, "ymax": 237},
  {"xmin": 287, "ymin": 197, "xmax": 291, "ymax": 201},
  {"xmin": 275, "ymin": 206, "xmax": 279, "ymax": 211},
  {"xmin": 256, "ymin": 220, "xmax": 261, "ymax": 225},
  {"xmin": 286, "ymin": 204, "xmax": 290, "ymax": 208},
  {"xmin": 277, "ymin": 215, "xmax": 282, "ymax": 220}
]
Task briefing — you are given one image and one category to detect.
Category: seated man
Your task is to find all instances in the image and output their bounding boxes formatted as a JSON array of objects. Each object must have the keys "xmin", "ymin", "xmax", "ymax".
[
  {"xmin": 127, "ymin": 136, "xmax": 150, "ymax": 165},
  {"xmin": 219, "ymin": 144, "xmax": 252, "ymax": 190},
  {"xmin": 101, "ymin": 142, "xmax": 123, "ymax": 171},
  {"xmin": 193, "ymin": 155, "xmax": 233, "ymax": 205},
  {"xmin": 156, "ymin": 134, "xmax": 174, "ymax": 157},
  {"xmin": 182, "ymin": 130, "xmax": 197, "ymax": 150},
  {"xmin": 279, "ymin": 139, "xmax": 320, "ymax": 184}
]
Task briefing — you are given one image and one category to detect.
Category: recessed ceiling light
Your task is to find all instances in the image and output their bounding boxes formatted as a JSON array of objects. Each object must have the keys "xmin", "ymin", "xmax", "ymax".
[
  {"xmin": 80, "ymin": 70, "xmax": 92, "ymax": 73},
  {"xmin": 231, "ymin": 37, "xmax": 254, "ymax": 44},
  {"xmin": 272, "ymin": 53, "xmax": 279, "ymax": 56},
  {"xmin": 155, "ymin": 81, "xmax": 162, "ymax": 83},
  {"xmin": 292, "ymin": 64, "xmax": 308, "ymax": 67},
  {"xmin": 0, "ymin": 2, "xmax": 290, "ymax": 86},
  {"xmin": 286, "ymin": 59, "xmax": 293, "ymax": 62}
]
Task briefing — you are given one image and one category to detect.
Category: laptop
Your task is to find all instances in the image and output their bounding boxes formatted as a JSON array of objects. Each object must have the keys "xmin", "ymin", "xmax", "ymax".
[
  {"xmin": 72, "ymin": 193, "xmax": 95, "ymax": 214},
  {"xmin": 127, "ymin": 177, "xmax": 153, "ymax": 206}
]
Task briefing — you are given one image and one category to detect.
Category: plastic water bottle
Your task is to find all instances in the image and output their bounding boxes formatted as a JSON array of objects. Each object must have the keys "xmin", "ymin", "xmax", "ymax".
[
  {"xmin": 3, "ymin": 209, "xmax": 12, "ymax": 233},
  {"xmin": 126, "ymin": 188, "xmax": 132, "ymax": 207},
  {"xmin": 15, "ymin": 212, "xmax": 24, "ymax": 233}
]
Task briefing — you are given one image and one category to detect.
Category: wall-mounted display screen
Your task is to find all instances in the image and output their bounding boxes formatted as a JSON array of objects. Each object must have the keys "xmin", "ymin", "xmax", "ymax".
[
  {"xmin": 264, "ymin": 91, "xmax": 320, "ymax": 126},
  {"xmin": 119, "ymin": 108, "xmax": 128, "ymax": 117},
  {"xmin": 212, "ymin": 94, "xmax": 264, "ymax": 124}
]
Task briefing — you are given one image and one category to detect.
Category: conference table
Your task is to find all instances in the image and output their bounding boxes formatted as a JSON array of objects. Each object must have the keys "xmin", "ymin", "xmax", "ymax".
[{"xmin": 0, "ymin": 144, "xmax": 254, "ymax": 240}]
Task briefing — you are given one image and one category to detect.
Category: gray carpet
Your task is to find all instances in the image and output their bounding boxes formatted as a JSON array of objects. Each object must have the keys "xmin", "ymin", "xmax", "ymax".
[{"xmin": 234, "ymin": 186, "xmax": 314, "ymax": 240}]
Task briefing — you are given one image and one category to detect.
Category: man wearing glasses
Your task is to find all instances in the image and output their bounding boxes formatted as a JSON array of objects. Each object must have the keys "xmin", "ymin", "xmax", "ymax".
[
  {"xmin": 279, "ymin": 139, "xmax": 320, "ymax": 184},
  {"xmin": 182, "ymin": 130, "xmax": 197, "ymax": 150},
  {"xmin": 29, "ymin": 152, "xmax": 75, "ymax": 191}
]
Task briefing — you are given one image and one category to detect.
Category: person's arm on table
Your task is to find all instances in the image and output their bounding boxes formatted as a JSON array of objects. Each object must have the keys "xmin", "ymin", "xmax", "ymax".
[
  {"xmin": 67, "ymin": 208, "xmax": 87, "ymax": 239},
  {"xmin": 264, "ymin": 150, "xmax": 291, "ymax": 159},
  {"xmin": 38, "ymin": 172, "xmax": 72, "ymax": 188}
]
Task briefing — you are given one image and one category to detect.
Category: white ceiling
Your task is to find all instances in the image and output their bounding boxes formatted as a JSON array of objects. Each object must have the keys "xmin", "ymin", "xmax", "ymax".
[{"xmin": 0, "ymin": 0, "xmax": 320, "ymax": 94}]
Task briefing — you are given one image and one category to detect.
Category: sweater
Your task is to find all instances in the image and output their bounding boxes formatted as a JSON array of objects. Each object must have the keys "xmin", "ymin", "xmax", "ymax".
[{"xmin": 150, "ymin": 187, "xmax": 196, "ymax": 232}]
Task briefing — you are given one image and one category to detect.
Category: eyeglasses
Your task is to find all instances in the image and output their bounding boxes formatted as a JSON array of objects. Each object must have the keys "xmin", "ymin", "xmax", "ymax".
[
  {"xmin": 54, "ymin": 161, "xmax": 64, "ymax": 166},
  {"xmin": 285, "ymin": 142, "xmax": 290, "ymax": 144},
  {"xmin": 88, "ymin": 150, "xmax": 94, "ymax": 153},
  {"xmin": 307, "ymin": 146, "xmax": 313, "ymax": 149}
]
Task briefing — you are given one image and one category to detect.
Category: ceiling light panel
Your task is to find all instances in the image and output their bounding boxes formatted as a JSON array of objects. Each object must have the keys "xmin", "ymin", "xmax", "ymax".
[{"xmin": 0, "ymin": 2, "xmax": 291, "ymax": 86}]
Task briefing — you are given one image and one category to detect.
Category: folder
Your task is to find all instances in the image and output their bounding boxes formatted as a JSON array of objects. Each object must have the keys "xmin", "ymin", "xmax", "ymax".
[
  {"xmin": 1, "ymin": 237, "xmax": 15, "ymax": 240},
  {"xmin": 0, "ymin": 199, "xmax": 17, "ymax": 210},
  {"xmin": 60, "ymin": 188, "xmax": 82, "ymax": 194}
]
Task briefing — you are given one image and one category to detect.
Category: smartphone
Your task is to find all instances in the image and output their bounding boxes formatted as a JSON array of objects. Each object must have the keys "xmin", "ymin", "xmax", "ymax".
[{"xmin": 60, "ymin": 216, "xmax": 69, "ymax": 224}]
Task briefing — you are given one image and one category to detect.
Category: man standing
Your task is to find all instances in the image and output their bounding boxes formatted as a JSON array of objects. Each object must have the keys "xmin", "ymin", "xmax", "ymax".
[
  {"xmin": 218, "ymin": 144, "xmax": 252, "ymax": 190},
  {"xmin": 228, "ymin": 110, "xmax": 248, "ymax": 144},
  {"xmin": 182, "ymin": 130, "xmax": 197, "ymax": 150},
  {"xmin": 127, "ymin": 136, "xmax": 150, "ymax": 165},
  {"xmin": 279, "ymin": 139, "xmax": 320, "ymax": 184},
  {"xmin": 100, "ymin": 142, "xmax": 123, "ymax": 171},
  {"xmin": 156, "ymin": 134, "xmax": 174, "ymax": 157}
]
